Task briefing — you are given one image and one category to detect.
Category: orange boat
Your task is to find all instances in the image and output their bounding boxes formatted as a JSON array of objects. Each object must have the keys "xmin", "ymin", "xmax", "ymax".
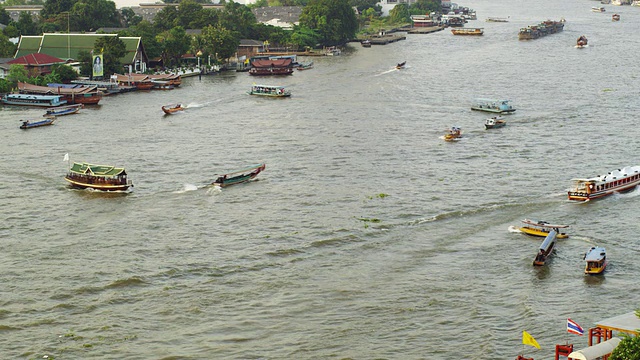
[{"xmin": 162, "ymin": 103, "xmax": 185, "ymax": 114}]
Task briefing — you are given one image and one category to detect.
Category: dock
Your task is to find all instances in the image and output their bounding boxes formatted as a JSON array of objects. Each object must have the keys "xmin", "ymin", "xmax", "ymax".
[
  {"xmin": 366, "ymin": 34, "xmax": 407, "ymax": 45},
  {"xmin": 407, "ymin": 26, "xmax": 446, "ymax": 34}
]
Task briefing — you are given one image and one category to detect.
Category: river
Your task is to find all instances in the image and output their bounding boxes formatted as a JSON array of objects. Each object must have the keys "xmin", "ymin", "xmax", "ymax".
[{"xmin": 1, "ymin": 0, "xmax": 640, "ymax": 358}]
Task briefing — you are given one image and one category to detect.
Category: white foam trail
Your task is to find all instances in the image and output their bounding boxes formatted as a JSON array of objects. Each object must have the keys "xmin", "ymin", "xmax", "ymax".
[
  {"xmin": 173, "ymin": 183, "xmax": 199, "ymax": 193},
  {"xmin": 507, "ymin": 225, "xmax": 522, "ymax": 234}
]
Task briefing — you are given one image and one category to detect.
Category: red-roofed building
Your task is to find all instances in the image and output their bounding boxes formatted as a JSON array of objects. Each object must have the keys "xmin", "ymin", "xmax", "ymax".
[{"xmin": 7, "ymin": 53, "xmax": 67, "ymax": 76}]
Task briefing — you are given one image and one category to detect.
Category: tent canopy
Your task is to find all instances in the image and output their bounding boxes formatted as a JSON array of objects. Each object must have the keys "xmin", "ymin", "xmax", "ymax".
[
  {"xmin": 568, "ymin": 337, "xmax": 621, "ymax": 360},
  {"xmin": 596, "ymin": 311, "xmax": 640, "ymax": 335}
]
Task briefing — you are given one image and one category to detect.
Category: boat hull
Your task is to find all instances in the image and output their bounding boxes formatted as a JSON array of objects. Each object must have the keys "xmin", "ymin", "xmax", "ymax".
[
  {"xmin": 64, "ymin": 176, "xmax": 132, "ymax": 191},
  {"xmin": 162, "ymin": 105, "xmax": 185, "ymax": 114},
  {"xmin": 519, "ymin": 226, "xmax": 569, "ymax": 239},
  {"xmin": 212, "ymin": 164, "xmax": 265, "ymax": 187},
  {"xmin": 20, "ymin": 119, "xmax": 55, "ymax": 129},
  {"xmin": 568, "ymin": 182, "xmax": 640, "ymax": 201}
]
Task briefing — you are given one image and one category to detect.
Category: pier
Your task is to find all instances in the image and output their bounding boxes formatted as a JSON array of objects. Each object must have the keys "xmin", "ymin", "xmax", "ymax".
[{"xmin": 407, "ymin": 26, "xmax": 446, "ymax": 34}]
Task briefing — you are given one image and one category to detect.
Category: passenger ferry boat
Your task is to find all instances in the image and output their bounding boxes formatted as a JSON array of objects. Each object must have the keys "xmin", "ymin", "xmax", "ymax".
[
  {"xmin": 567, "ymin": 166, "xmax": 640, "ymax": 201},
  {"xmin": 471, "ymin": 99, "xmax": 516, "ymax": 114},
  {"xmin": 533, "ymin": 230, "xmax": 557, "ymax": 266},
  {"xmin": 519, "ymin": 219, "xmax": 569, "ymax": 239},
  {"xmin": 584, "ymin": 246, "xmax": 607, "ymax": 275},
  {"xmin": 248, "ymin": 85, "xmax": 291, "ymax": 97},
  {"xmin": 451, "ymin": 28, "xmax": 484, "ymax": 35},
  {"xmin": 64, "ymin": 162, "xmax": 133, "ymax": 191},
  {"xmin": 1, "ymin": 94, "xmax": 67, "ymax": 107}
]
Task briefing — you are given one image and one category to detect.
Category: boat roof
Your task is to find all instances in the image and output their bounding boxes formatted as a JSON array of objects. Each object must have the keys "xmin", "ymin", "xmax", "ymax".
[
  {"xmin": 474, "ymin": 98, "xmax": 511, "ymax": 102},
  {"xmin": 570, "ymin": 166, "xmax": 640, "ymax": 183},
  {"xmin": 69, "ymin": 162, "xmax": 126, "ymax": 177},
  {"xmin": 584, "ymin": 246, "xmax": 606, "ymax": 262},
  {"xmin": 220, "ymin": 163, "xmax": 264, "ymax": 176},
  {"xmin": 7, "ymin": 93, "xmax": 63, "ymax": 100},
  {"xmin": 539, "ymin": 230, "xmax": 557, "ymax": 251},
  {"xmin": 252, "ymin": 84, "xmax": 285, "ymax": 89},
  {"xmin": 567, "ymin": 338, "xmax": 621, "ymax": 360},
  {"xmin": 521, "ymin": 219, "xmax": 569, "ymax": 228}
]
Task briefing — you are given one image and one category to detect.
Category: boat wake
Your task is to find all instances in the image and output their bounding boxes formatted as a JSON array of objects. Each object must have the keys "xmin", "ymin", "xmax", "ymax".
[
  {"xmin": 375, "ymin": 68, "xmax": 400, "ymax": 76},
  {"xmin": 173, "ymin": 183, "xmax": 199, "ymax": 193},
  {"xmin": 507, "ymin": 225, "xmax": 521, "ymax": 234},
  {"xmin": 205, "ymin": 185, "xmax": 222, "ymax": 195}
]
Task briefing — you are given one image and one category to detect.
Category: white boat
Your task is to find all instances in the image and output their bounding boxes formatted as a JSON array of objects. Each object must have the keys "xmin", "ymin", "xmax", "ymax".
[
  {"xmin": 248, "ymin": 84, "xmax": 291, "ymax": 97},
  {"xmin": 591, "ymin": 6, "xmax": 606, "ymax": 12},
  {"xmin": 471, "ymin": 98, "xmax": 516, "ymax": 114},
  {"xmin": 484, "ymin": 116, "xmax": 506, "ymax": 129},
  {"xmin": 567, "ymin": 166, "xmax": 640, "ymax": 201},
  {"xmin": 584, "ymin": 246, "xmax": 607, "ymax": 275},
  {"xmin": 533, "ymin": 230, "xmax": 557, "ymax": 266},
  {"xmin": 325, "ymin": 46, "xmax": 341, "ymax": 56}
]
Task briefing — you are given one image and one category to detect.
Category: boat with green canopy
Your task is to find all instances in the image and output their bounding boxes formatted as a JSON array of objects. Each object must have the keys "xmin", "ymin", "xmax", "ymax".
[{"xmin": 64, "ymin": 162, "xmax": 133, "ymax": 191}]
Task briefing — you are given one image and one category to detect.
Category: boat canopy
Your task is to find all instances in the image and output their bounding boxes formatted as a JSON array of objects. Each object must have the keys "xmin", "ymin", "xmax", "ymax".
[
  {"xmin": 474, "ymin": 98, "xmax": 511, "ymax": 103},
  {"xmin": 252, "ymin": 85, "xmax": 285, "ymax": 89},
  {"xmin": 521, "ymin": 219, "xmax": 569, "ymax": 229},
  {"xmin": 567, "ymin": 337, "xmax": 620, "ymax": 360},
  {"xmin": 571, "ymin": 166, "xmax": 640, "ymax": 183},
  {"xmin": 69, "ymin": 162, "xmax": 126, "ymax": 177},
  {"xmin": 538, "ymin": 230, "xmax": 557, "ymax": 252},
  {"xmin": 596, "ymin": 311, "xmax": 640, "ymax": 335},
  {"xmin": 250, "ymin": 58, "xmax": 292, "ymax": 68},
  {"xmin": 584, "ymin": 246, "xmax": 606, "ymax": 262}
]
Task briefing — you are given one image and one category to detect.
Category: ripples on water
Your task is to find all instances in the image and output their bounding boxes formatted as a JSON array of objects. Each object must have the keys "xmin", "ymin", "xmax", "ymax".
[{"xmin": 1, "ymin": 0, "xmax": 640, "ymax": 358}]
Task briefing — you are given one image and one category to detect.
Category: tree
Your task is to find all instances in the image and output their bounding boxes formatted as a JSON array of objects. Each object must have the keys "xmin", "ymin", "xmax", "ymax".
[
  {"xmin": 299, "ymin": 0, "xmax": 358, "ymax": 46},
  {"xmin": 121, "ymin": 8, "xmax": 142, "ymax": 27},
  {"xmin": 77, "ymin": 50, "xmax": 92, "ymax": 76},
  {"xmin": 14, "ymin": 11, "xmax": 38, "ymax": 35},
  {"xmin": 127, "ymin": 20, "xmax": 162, "ymax": 60},
  {"xmin": 93, "ymin": 36, "xmax": 127, "ymax": 76},
  {"xmin": 40, "ymin": 0, "xmax": 75, "ymax": 19},
  {"xmin": 409, "ymin": 0, "xmax": 440, "ymax": 14},
  {"xmin": 350, "ymin": 0, "xmax": 380, "ymax": 14},
  {"xmin": 288, "ymin": 24, "xmax": 320, "ymax": 49},
  {"xmin": 389, "ymin": 3, "xmax": 409, "ymax": 24},
  {"xmin": 176, "ymin": 0, "xmax": 204, "ymax": 28},
  {"xmin": 218, "ymin": 1, "xmax": 256, "ymax": 39},
  {"xmin": 51, "ymin": 64, "xmax": 79, "ymax": 82},
  {"xmin": 70, "ymin": 0, "xmax": 120, "ymax": 32},
  {"xmin": 153, "ymin": 6, "xmax": 178, "ymax": 32},
  {"xmin": 157, "ymin": 26, "xmax": 191, "ymax": 67},
  {"xmin": 0, "ymin": 33, "xmax": 17, "ymax": 57},
  {"xmin": 609, "ymin": 310, "xmax": 640, "ymax": 360},
  {"xmin": 7, "ymin": 64, "xmax": 29, "ymax": 83},
  {"xmin": 3, "ymin": 24, "xmax": 20, "ymax": 38},
  {"xmin": 198, "ymin": 25, "xmax": 239, "ymax": 63},
  {"xmin": 0, "ymin": 7, "xmax": 12, "ymax": 25}
]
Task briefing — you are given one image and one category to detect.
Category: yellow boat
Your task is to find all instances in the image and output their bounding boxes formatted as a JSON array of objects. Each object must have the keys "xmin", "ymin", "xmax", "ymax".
[
  {"xmin": 584, "ymin": 246, "xmax": 607, "ymax": 275},
  {"xmin": 519, "ymin": 219, "xmax": 569, "ymax": 239}
]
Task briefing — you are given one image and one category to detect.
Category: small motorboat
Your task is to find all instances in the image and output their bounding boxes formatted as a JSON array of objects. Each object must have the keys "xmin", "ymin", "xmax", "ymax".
[
  {"xmin": 484, "ymin": 116, "xmax": 506, "ymax": 129},
  {"xmin": 576, "ymin": 35, "xmax": 588, "ymax": 48},
  {"xmin": 443, "ymin": 126, "xmax": 462, "ymax": 142},
  {"xmin": 162, "ymin": 103, "xmax": 185, "ymax": 114},
  {"xmin": 297, "ymin": 61, "xmax": 314, "ymax": 70},
  {"xmin": 584, "ymin": 246, "xmax": 607, "ymax": 274},
  {"xmin": 591, "ymin": 6, "xmax": 606, "ymax": 12},
  {"xmin": 396, "ymin": 61, "xmax": 406, "ymax": 69},
  {"xmin": 20, "ymin": 117, "xmax": 55, "ymax": 129},
  {"xmin": 212, "ymin": 163, "xmax": 266, "ymax": 187},
  {"xmin": 361, "ymin": 40, "xmax": 371, "ymax": 47},
  {"xmin": 612, "ymin": 13, "xmax": 620, "ymax": 21}
]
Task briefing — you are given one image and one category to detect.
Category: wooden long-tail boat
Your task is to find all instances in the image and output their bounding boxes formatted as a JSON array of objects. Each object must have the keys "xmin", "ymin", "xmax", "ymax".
[
  {"xmin": 533, "ymin": 230, "xmax": 557, "ymax": 266},
  {"xmin": 212, "ymin": 164, "xmax": 265, "ymax": 187},
  {"xmin": 20, "ymin": 117, "xmax": 55, "ymax": 129}
]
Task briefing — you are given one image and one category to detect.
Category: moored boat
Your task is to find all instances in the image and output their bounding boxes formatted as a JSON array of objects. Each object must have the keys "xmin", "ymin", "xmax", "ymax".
[
  {"xmin": 44, "ymin": 103, "xmax": 83, "ymax": 117},
  {"xmin": 17, "ymin": 82, "xmax": 102, "ymax": 105},
  {"xmin": 486, "ymin": 17, "xmax": 509, "ymax": 22},
  {"xmin": 249, "ymin": 58, "xmax": 294, "ymax": 76},
  {"xmin": 2, "ymin": 93, "xmax": 67, "ymax": 107},
  {"xmin": 584, "ymin": 246, "xmax": 607, "ymax": 275},
  {"xmin": 451, "ymin": 28, "xmax": 484, "ymax": 36},
  {"xmin": 64, "ymin": 162, "xmax": 133, "ymax": 191},
  {"xmin": 212, "ymin": 163, "xmax": 265, "ymax": 187},
  {"xmin": 162, "ymin": 103, "xmax": 185, "ymax": 114},
  {"xmin": 533, "ymin": 230, "xmax": 557, "ymax": 266},
  {"xmin": 519, "ymin": 219, "xmax": 569, "ymax": 239},
  {"xmin": 484, "ymin": 116, "xmax": 506, "ymax": 129},
  {"xmin": 471, "ymin": 99, "xmax": 516, "ymax": 114},
  {"xmin": 567, "ymin": 166, "xmax": 640, "ymax": 201},
  {"xmin": 20, "ymin": 117, "xmax": 55, "ymax": 129},
  {"xmin": 248, "ymin": 85, "xmax": 291, "ymax": 97},
  {"xmin": 361, "ymin": 40, "xmax": 371, "ymax": 47},
  {"xmin": 443, "ymin": 127, "xmax": 462, "ymax": 142}
]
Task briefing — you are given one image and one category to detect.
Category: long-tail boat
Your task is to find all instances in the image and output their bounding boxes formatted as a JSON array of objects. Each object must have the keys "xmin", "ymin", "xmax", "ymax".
[
  {"xmin": 64, "ymin": 162, "xmax": 133, "ymax": 191},
  {"xmin": 533, "ymin": 230, "xmax": 557, "ymax": 266},
  {"xmin": 519, "ymin": 219, "xmax": 569, "ymax": 239},
  {"xmin": 212, "ymin": 164, "xmax": 265, "ymax": 187},
  {"xmin": 44, "ymin": 104, "xmax": 83, "ymax": 117},
  {"xmin": 20, "ymin": 117, "xmax": 55, "ymax": 129}
]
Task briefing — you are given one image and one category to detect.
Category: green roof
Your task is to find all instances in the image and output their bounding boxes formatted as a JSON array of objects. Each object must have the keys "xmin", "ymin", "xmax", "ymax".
[
  {"xmin": 69, "ymin": 162, "xmax": 126, "ymax": 177},
  {"xmin": 15, "ymin": 33, "xmax": 142, "ymax": 64}
]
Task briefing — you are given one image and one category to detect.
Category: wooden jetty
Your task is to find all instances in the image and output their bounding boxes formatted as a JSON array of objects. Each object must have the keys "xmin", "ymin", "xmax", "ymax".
[
  {"xmin": 367, "ymin": 34, "xmax": 407, "ymax": 45},
  {"xmin": 407, "ymin": 26, "xmax": 446, "ymax": 34}
]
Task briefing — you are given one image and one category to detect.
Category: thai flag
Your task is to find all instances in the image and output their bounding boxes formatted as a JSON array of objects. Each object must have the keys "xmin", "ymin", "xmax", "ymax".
[{"xmin": 567, "ymin": 318, "xmax": 584, "ymax": 336}]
